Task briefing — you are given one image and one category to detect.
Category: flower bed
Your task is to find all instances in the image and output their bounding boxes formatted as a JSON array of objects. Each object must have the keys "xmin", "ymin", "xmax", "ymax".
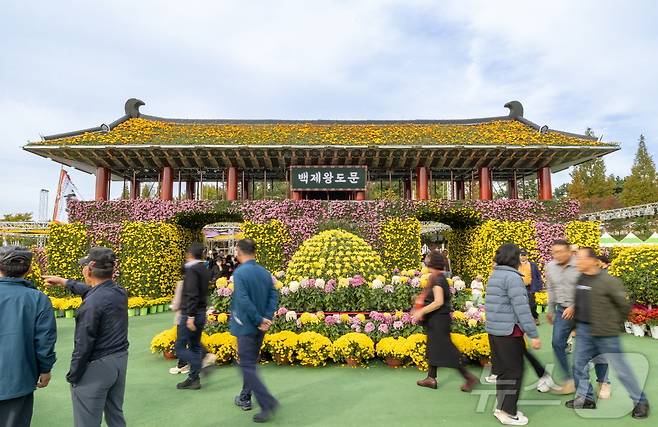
[
  {"xmin": 609, "ymin": 245, "xmax": 658, "ymax": 306},
  {"xmin": 212, "ymin": 271, "xmax": 428, "ymax": 313},
  {"xmin": 51, "ymin": 296, "xmax": 172, "ymax": 318}
]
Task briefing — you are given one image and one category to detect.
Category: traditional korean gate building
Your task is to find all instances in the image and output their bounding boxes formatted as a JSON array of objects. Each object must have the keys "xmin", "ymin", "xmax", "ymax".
[{"xmin": 24, "ymin": 99, "xmax": 618, "ymax": 201}]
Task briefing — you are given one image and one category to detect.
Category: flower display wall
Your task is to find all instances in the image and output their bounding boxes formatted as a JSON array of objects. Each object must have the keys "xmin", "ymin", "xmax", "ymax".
[
  {"xmin": 45, "ymin": 223, "xmax": 89, "ymax": 295},
  {"xmin": 380, "ymin": 218, "xmax": 422, "ymax": 272},
  {"xmin": 448, "ymin": 219, "xmax": 601, "ymax": 282},
  {"xmin": 241, "ymin": 220, "xmax": 290, "ymax": 272},
  {"xmin": 119, "ymin": 222, "xmax": 184, "ymax": 298},
  {"xmin": 609, "ymin": 245, "xmax": 658, "ymax": 305}
]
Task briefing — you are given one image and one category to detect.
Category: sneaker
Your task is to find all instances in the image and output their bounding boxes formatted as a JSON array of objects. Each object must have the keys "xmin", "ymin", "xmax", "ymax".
[
  {"xmin": 234, "ymin": 395, "xmax": 252, "ymax": 411},
  {"xmin": 537, "ymin": 374, "xmax": 559, "ymax": 393},
  {"xmin": 176, "ymin": 377, "xmax": 201, "ymax": 390},
  {"xmin": 493, "ymin": 409, "xmax": 529, "ymax": 425},
  {"xmin": 632, "ymin": 402, "xmax": 650, "ymax": 419},
  {"xmin": 597, "ymin": 382, "xmax": 612, "ymax": 400},
  {"xmin": 565, "ymin": 397, "xmax": 596, "ymax": 409},
  {"xmin": 485, "ymin": 374, "xmax": 498, "ymax": 384},
  {"xmin": 552, "ymin": 379, "xmax": 576, "ymax": 395},
  {"xmin": 169, "ymin": 365, "xmax": 190, "ymax": 375},
  {"xmin": 416, "ymin": 377, "xmax": 438, "ymax": 389}
]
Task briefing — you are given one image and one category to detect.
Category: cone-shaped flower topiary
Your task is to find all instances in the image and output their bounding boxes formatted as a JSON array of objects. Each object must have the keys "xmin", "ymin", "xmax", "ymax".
[{"xmin": 286, "ymin": 229, "xmax": 385, "ymax": 281}]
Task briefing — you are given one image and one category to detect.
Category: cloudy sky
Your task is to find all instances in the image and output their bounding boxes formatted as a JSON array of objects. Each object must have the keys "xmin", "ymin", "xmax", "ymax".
[{"xmin": 2, "ymin": 0, "xmax": 657, "ymax": 216}]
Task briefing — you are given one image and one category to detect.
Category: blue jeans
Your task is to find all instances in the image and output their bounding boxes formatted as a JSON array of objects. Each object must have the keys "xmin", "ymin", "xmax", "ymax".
[
  {"xmin": 237, "ymin": 332, "xmax": 277, "ymax": 411},
  {"xmin": 574, "ymin": 322, "xmax": 647, "ymax": 404},
  {"xmin": 551, "ymin": 307, "xmax": 574, "ymax": 380},
  {"xmin": 175, "ymin": 313, "xmax": 205, "ymax": 380}
]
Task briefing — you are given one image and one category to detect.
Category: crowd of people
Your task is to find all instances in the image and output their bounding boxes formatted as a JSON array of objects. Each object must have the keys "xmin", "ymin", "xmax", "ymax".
[{"xmin": 0, "ymin": 237, "xmax": 651, "ymax": 426}]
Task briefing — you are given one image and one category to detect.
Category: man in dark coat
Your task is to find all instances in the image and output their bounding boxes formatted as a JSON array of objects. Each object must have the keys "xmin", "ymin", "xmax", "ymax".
[
  {"xmin": 175, "ymin": 243, "xmax": 211, "ymax": 390},
  {"xmin": 44, "ymin": 247, "xmax": 129, "ymax": 427}
]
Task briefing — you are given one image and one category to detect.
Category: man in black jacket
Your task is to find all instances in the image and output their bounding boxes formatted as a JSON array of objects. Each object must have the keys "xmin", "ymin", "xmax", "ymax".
[
  {"xmin": 44, "ymin": 247, "xmax": 129, "ymax": 427},
  {"xmin": 175, "ymin": 243, "xmax": 211, "ymax": 390}
]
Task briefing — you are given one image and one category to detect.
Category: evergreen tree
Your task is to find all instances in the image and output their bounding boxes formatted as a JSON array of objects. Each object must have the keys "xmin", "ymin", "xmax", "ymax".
[
  {"xmin": 1, "ymin": 212, "xmax": 33, "ymax": 221},
  {"xmin": 621, "ymin": 134, "xmax": 658, "ymax": 206}
]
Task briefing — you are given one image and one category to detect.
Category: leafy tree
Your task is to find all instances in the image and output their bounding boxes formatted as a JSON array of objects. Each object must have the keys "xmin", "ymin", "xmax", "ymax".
[
  {"xmin": 621, "ymin": 134, "xmax": 658, "ymax": 206},
  {"xmin": 1, "ymin": 212, "xmax": 33, "ymax": 222},
  {"xmin": 553, "ymin": 183, "xmax": 569, "ymax": 199},
  {"xmin": 567, "ymin": 128, "xmax": 616, "ymax": 211}
]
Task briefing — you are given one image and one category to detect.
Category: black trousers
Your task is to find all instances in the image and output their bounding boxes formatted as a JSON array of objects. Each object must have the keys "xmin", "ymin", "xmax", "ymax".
[
  {"xmin": 0, "ymin": 393, "xmax": 33, "ymax": 427},
  {"xmin": 527, "ymin": 289, "xmax": 538, "ymax": 320},
  {"xmin": 489, "ymin": 334, "xmax": 525, "ymax": 416}
]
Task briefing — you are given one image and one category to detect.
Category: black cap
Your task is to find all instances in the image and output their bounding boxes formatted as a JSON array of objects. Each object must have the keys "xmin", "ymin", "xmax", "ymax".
[
  {"xmin": 520, "ymin": 249, "xmax": 528, "ymax": 256},
  {"xmin": 0, "ymin": 246, "xmax": 33, "ymax": 266},
  {"xmin": 79, "ymin": 247, "xmax": 116, "ymax": 270}
]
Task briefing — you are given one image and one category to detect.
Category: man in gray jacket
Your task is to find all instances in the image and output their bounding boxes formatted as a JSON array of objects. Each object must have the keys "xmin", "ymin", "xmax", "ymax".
[{"xmin": 545, "ymin": 239, "xmax": 579, "ymax": 394}]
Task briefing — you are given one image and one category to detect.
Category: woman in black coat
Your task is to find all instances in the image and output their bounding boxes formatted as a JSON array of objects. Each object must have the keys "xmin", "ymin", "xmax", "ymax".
[{"xmin": 413, "ymin": 250, "xmax": 477, "ymax": 391}]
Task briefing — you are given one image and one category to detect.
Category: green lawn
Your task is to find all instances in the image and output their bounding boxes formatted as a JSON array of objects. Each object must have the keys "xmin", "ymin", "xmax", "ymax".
[{"xmin": 32, "ymin": 313, "xmax": 655, "ymax": 426}]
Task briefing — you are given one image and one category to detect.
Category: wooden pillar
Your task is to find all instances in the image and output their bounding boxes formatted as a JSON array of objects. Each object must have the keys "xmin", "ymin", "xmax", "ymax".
[
  {"xmin": 130, "ymin": 177, "xmax": 140, "ymax": 200},
  {"xmin": 537, "ymin": 167, "xmax": 553, "ymax": 200},
  {"xmin": 403, "ymin": 179, "xmax": 412, "ymax": 200},
  {"xmin": 95, "ymin": 166, "xmax": 110, "ymax": 201},
  {"xmin": 243, "ymin": 179, "xmax": 251, "ymax": 200},
  {"xmin": 355, "ymin": 191, "xmax": 366, "ymax": 201},
  {"xmin": 186, "ymin": 180, "xmax": 196, "ymax": 200},
  {"xmin": 478, "ymin": 166, "xmax": 493, "ymax": 200},
  {"xmin": 455, "ymin": 180, "xmax": 465, "ymax": 200},
  {"xmin": 507, "ymin": 178, "xmax": 518, "ymax": 199},
  {"xmin": 226, "ymin": 167, "xmax": 238, "ymax": 201},
  {"xmin": 160, "ymin": 167, "xmax": 174, "ymax": 201},
  {"xmin": 416, "ymin": 167, "xmax": 429, "ymax": 200},
  {"xmin": 292, "ymin": 191, "xmax": 302, "ymax": 201}
]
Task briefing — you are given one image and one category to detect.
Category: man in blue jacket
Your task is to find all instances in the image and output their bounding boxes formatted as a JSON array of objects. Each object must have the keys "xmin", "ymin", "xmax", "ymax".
[
  {"xmin": 230, "ymin": 239, "xmax": 279, "ymax": 423},
  {"xmin": 0, "ymin": 246, "xmax": 56, "ymax": 427}
]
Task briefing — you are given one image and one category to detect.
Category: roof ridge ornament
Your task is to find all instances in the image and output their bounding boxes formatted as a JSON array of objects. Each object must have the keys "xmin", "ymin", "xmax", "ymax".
[
  {"xmin": 124, "ymin": 98, "xmax": 145, "ymax": 118},
  {"xmin": 504, "ymin": 100, "xmax": 524, "ymax": 118}
]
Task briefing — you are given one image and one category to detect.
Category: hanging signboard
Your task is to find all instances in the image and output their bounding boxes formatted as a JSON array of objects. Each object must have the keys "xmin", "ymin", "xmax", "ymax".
[{"xmin": 290, "ymin": 166, "xmax": 367, "ymax": 191}]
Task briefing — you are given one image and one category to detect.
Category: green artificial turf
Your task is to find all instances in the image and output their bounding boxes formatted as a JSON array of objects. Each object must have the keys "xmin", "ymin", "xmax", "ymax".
[{"xmin": 32, "ymin": 313, "xmax": 655, "ymax": 426}]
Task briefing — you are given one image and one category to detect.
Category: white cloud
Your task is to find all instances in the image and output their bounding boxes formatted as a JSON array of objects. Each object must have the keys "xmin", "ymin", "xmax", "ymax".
[{"xmin": 1, "ymin": 0, "xmax": 657, "ymax": 213}]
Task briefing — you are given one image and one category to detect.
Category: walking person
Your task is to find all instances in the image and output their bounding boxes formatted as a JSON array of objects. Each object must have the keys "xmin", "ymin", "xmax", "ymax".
[
  {"xmin": 545, "ymin": 240, "xmax": 609, "ymax": 396},
  {"xmin": 230, "ymin": 239, "xmax": 279, "ymax": 423},
  {"xmin": 567, "ymin": 247, "xmax": 649, "ymax": 418},
  {"xmin": 44, "ymin": 247, "xmax": 129, "ymax": 427},
  {"xmin": 486, "ymin": 243, "xmax": 540, "ymax": 426},
  {"xmin": 0, "ymin": 246, "xmax": 57, "ymax": 427},
  {"xmin": 175, "ymin": 243, "xmax": 211, "ymax": 390},
  {"xmin": 518, "ymin": 249, "xmax": 542, "ymax": 325},
  {"xmin": 545, "ymin": 239, "xmax": 579, "ymax": 394},
  {"xmin": 413, "ymin": 251, "xmax": 478, "ymax": 392}
]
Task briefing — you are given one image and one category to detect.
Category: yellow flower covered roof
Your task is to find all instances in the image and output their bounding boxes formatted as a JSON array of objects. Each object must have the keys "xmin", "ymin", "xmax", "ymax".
[
  {"xmin": 33, "ymin": 117, "xmax": 611, "ymax": 147},
  {"xmin": 28, "ymin": 99, "xmax": 615, "ymax": 148}
]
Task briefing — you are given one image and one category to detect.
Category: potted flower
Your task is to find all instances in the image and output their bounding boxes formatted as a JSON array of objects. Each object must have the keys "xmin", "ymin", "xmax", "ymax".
[
  {"xmin": 331, "ymin": 332, "xmax": 375, "ymax": 367},
  {"xmin": 148, "ymin": 299, "xmax": 158, "ymax": 315},
  {"xmin": 127, "ymin": 297, "xmax": 146, "ymax": 317},
  {"xmin": 150, "ymin": 326, "xmax": 177, "ymax": 359},
  {"xmin": 628, "ymin": 308, "xmax": 648, "ymax": 337},
  {"xmin": 263, "ymin": 331, "xmax": 298, "ymax": 365},
  {"xmin": 375, "ymin": 337, "xmax": 409, "ymax": 367},
  {"xmin": 647, "ymin": 309, "xmax": 658, "ymax": 340},
  {"xmin": 202, "ymin": 332, "xmax": 237, "ymax": 364},
  {"xmin": 62, "ymin": 297, "xmax": 82, "ymax": 318},
  {"xmin": 295, "ymin": 332, "xmax": 332, "ymax": 367}
]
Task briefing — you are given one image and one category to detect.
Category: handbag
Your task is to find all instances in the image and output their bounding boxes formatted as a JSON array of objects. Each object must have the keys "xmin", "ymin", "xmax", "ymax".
[{"xmin": 414, "ymin": 286, "xmax": 431, "ymax": 326}]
